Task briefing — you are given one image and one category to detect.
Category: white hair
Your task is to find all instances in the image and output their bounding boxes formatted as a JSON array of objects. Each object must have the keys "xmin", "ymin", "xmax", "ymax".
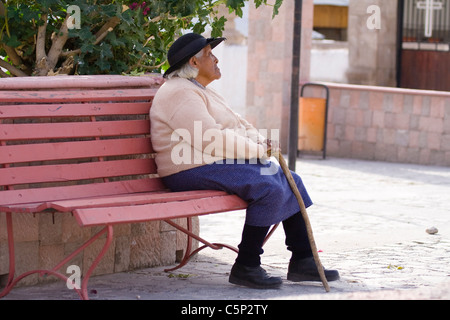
[{"xmin": 167, "ymin": 49, "xmax": 204, "ymax": 80}]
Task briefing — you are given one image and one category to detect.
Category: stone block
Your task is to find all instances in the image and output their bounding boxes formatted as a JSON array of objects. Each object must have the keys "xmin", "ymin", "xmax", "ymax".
[
  {"xmin": 355, "ymin": 127, "xmax": 368, "ymax": 142},
  {"xmin": 351, "ymin": 141, "xmax": 375, "ymax": 160},
  {"xmin": 61, "ymin": 212, "xmax": 90, "ymax": 243},
  {"xmin": 396, "ymin": 130, "xmax": 410, "ymax": 147},
  {"xmin": 63, "ymin": 241, "xmax": 84, "ymax": 273},
  {"xmin": 395, "ymin": 113, "xmax": 411, "ymax": 130},
  {"xmin": 332, "ymin": 108, "xmax": 347, "ymax": 125},
  {"xmin": 38, "ymin": 244, "xmax": 64, "ymax": 283},
  {"xmin": 344, "ymin": 125, "xmax": 355, "ymax": 141},
  {"xmin": 345, "ymin": 108, "xmax": 357, "ymax": 126},
  {"xmin": 403, "ymin": 95, "xmax": 414, "ymax": 114},
  {"xmin": 412, "ymin": 95, "xmax": 423, "ymax": 115},
  {"xmin": 366, "ymin": 127, "xmax": 378, "ymax": 143},
  {"xmin": 0, "ymin": 213, "xmax": 6, "ymax": 242},
  {"xmin": 39, "ymin": 212, "xmax": 63, "ymax": 245},
  {"xmin": 382, "ymin": 144, "xmax": 399, "ymax": 162},
  {"xmin": 349, "ymin": 90, "xmax": 360, "ymax": 109},
  {"xmin": 83, "ymin": 236, "xmax": 115, "ymax": 277},
  {"xmin": 384, "ymin": 112, "xmax": 395, "ymax": 129},
  {"xmin": 339, "ymin": 90, "xmax": 350, "ymax": 108},
  {"xmin": 114, "ymin": 236, "xmax": 131, "ymax": 273},
  {"xmin": 112, "ymin": 222, "xmax": 131, "ymax": 237},
  {"xmin": 160, "ymin": 230, "xmax": 177, "ymax": 265},
  {"xmin": 428, "ymin": 150, "xmax": 446, "ymax": 166},
  {"xmin": 418, "ymin": 131, "xmax": 429, "ymax": 149},
  {"xmin": 392, "ymin": 94, "xmax": 404, "ymax": 114},
  {"xmin": 0, "ymin": 241, "xmax": 9, "ymax": 275},
  {"xmin": 419, "ymin": 116, "xmax": 444, "ymax": 133},
  {"xmin": 129, "ymin": 221, "xmax": 161, "ymax": 269},
  {"xmin": 421, "ymin": 96, "xmax": 431, "ymax": 116},
  {"xmin": 427, "ymin": 132, "xmax": 441, "ymax": 151},
  {"xmin": 419, "ymin": 149, "xmax": 431, "ymax": 165},
  {"xmin": 441, "ymin": 135, "xmax": 450, "ymax": 152},
  {"xmin": 333, "ymin": 124, "xmax": 345, "ymax": 140},
  {"xmin": 409, "ymin": 131, "xmax": 420, "ymax": 148},
  {"xmin": 369, "ymin": 91, "xmax": 384, "ymax": 110},
  {"xmin": 15, "ymin": 241, "xmax": 39, "ymax": 286},
  {"xmin": 12, "ymin": 213, "xmax": 38, "ymax": 242},
  {"xmin": 430, "ymin": 97, "xmax": 445, "ymax": 118},
  {"xmin": 410, "ymin": 114, "xmax": 420, "ymax": 131},
  {"xmin": 329, "ymin": 90, "xmax": 341, "ymax": 108},
  {"xmin": 382, "ymin": 128, "xmax": 396, "ymax": 145},
  {"xmin": 326, "ymin": 139, "xmax": 340, "ymax": 155},
  {"xmin": 372, "ymin": 110, "xmax": 384, "ymax": 128},
  {"xmin": 355, "ymin": 109, "xmax": 372, "ymax": 127},
  {"xmin": 383, "ymin": 94, "xmax": 394, "ymax": 113}
]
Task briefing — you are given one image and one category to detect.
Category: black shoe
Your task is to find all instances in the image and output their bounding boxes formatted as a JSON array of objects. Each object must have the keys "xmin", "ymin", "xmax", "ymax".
[
  {"xmin": 287, "ymin": 257, "xmax": 340, "ymax": 282},
  {"xmin": 229, "ymin": 262, "xmax": 282, "ymax": 289}
]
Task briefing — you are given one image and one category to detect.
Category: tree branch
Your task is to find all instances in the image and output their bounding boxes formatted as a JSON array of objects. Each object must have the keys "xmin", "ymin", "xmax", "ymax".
[
  {"xmin": 0, "ymin": 68, "xmax": 11, "ymax": 78},
  {"xmin": 95, "ymin": 16, "xmax": 120, "ymax": 39},
  {"xmin": 36, "ymin": 13, "xmax": 48, "ymax": 63},
  {"xmin": 0, "ymin": 58, "xmax": 28, "ymax": 77},
  {"xmin": 46, "ymin": 15, "xmax": 69, "ymax": 69},
  {"xmin": 61, "ymin": 16, "xmax": 120, "ymax": 58},
  {"xmin": 1, "ymin": 44, "xmax": 32, "ymax": 75},
  {"xmin": 61, "ymin": 26, "xmax": 113, "ymax": 57},
  {"xmin": 0, "ymin": 1, "xmax": 5, "ymax": 17}
]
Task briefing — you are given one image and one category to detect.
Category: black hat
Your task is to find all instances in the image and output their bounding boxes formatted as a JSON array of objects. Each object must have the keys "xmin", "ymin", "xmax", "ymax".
[{"xmin": 164, "ymin": 33, "xmax": 226, "ymax": 78}]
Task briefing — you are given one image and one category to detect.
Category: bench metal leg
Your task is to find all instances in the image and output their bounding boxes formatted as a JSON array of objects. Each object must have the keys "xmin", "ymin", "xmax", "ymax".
[
  {"xmin": 0, "ymin": 212, "xmax": 17, "ymax": 299},
  {"xmin": 263, "ymin": 223, "xmax": 280, "ymax": 246},
  {"xmin": 0, "ymin": 213, "xmax": 113, "ymax": 300},
  {"xmin": 163, "ymin": 217, "xmax": 239, "ymax": 272},
  {"xmin": 163, "ymin": 219, "xmax": 280, "ymax": 273}
]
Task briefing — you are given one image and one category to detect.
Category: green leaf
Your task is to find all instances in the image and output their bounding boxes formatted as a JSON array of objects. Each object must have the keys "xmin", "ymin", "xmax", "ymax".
[
  {"xmin": 4, "ymin": 35, "xmax": 22, "ymax": 47},
  {"xmin": 99, "ymin": 42, "xmax": 113, "ymax": 57},
  {"xmin": 95, "ymin": 58, "xmax": 111, "ymax": 71},
  {"xmin": 80, "ymin": 42, "xmax": 94, "ymax": 53},
  {"xmin": 211, "ymin": 16, "xmax": 226, "ymax": 38},
  {"xmin": 272, "ymin": 0, "xmax": 283, "ymax": 18},
  {"xmin": 226, "ymin": 0, "xmax": 245, "ymax": 17}
]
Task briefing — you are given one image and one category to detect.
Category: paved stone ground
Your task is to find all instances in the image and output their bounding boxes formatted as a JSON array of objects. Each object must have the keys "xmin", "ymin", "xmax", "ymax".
[{"xmin": 2, "ymin": 157, "xmax": 450, "ymax": 301}]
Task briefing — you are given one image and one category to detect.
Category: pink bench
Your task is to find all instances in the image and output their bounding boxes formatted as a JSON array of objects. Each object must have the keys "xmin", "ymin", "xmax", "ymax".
[{"xmin": 0, "ymin": 75, "xmax": 275, "ymax": 300}]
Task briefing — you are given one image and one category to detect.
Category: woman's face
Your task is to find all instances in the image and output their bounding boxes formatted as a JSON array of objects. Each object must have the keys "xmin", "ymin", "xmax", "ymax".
[{"xmin": 191, "ymin": 45, "xmax": 221, "ymax": 86}]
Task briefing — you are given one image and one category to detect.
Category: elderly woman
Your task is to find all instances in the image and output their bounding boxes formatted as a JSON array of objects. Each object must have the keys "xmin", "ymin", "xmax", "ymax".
[{"xmin": 150, "ymin": 33, "xmax": 339, "ymax": 289}]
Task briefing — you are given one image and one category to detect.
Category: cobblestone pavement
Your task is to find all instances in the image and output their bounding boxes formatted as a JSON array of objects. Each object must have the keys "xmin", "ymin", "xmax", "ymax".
[{"xmin": 2, "ymin": 157, "xmax": 450, "ymax": 300}]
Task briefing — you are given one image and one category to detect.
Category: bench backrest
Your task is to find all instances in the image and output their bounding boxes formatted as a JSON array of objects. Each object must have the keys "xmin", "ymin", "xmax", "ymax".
[{"xmin": 0, "ymin": 76, "xmax": 164, "ymax": 208}]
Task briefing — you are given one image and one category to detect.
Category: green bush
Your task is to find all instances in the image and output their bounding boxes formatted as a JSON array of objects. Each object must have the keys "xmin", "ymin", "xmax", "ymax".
[{"xmin": 0, "ymin": 0, "xmax": 282, "ymax": 77}]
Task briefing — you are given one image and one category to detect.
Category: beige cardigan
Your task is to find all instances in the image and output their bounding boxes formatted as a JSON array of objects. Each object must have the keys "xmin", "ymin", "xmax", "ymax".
[{"xmin": 150, "ymin": 77, "xmax": 267, "ymax": 177}]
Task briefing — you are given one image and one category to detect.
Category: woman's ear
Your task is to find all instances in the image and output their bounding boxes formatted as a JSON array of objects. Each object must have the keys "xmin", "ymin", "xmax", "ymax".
[{"xmin": 189, "ymin": 56, "xmax": 198, "ymax": 68}]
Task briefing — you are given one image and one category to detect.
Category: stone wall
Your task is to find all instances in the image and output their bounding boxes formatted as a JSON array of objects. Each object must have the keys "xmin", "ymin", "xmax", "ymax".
[
  {"xmin": 322, "ymin": 83, "xmax": 450, "ymax": 166},
  {"xmin": 0, "ymin": 212, "xmax": 197, "ymax": 287}
]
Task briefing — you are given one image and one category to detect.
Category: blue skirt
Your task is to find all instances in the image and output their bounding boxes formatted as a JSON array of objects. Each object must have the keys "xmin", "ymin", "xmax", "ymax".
[{"xmin": 161, "ymin": 159, "xmax": 313, "ymax": 227}]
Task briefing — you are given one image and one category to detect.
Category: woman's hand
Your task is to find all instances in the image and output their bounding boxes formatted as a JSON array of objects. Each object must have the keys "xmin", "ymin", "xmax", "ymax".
[{"xmin": 265, "ymin": 139, "xmax": 280, "ymax": 156}]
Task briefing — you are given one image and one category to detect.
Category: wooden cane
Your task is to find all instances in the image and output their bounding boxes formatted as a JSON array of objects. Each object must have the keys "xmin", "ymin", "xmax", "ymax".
[{"xmin": 272, "ymin": 151, "xmax": 330, "ymax": 293}]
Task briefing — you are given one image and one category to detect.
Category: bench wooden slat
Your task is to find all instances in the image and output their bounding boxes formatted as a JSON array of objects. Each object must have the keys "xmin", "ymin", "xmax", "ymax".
[
  {"xmin": 0, "ymin": 158, "xmax": 156, "ymax": 186},
  {"xmin": 73, "ymin": 195, "xmax": 248, "ymax": 227},
  {"xmin": 0, "ymin": 137, "xmax": 153, "ymax": 164},
  {"xmin": 0, "ymin": 102, "xmax": 151, "ymax": 119},
  {"xmin": 49, "ymin": 190, "xmax": 229, "ymax": 212},
  {"xmin": 0, "ymin": 88, "xmax": 157, "ymax": 103},
  {"xmin": 0, "ymin": 120, "xmax": 150, "ymax": 141},
  {"xmin": 0, "ymin": 178, "xmax": 166, "ymax": 209},
  {"xmin": 0, "ymin": 190, "xmax": 229, "ymax": 214}
]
